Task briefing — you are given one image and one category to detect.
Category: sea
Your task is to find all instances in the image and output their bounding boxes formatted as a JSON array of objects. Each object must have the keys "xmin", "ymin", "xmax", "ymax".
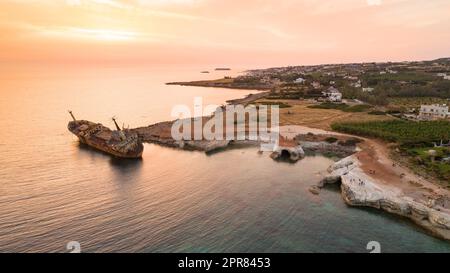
[{"xmin": 0, "ymin": 64, "xmax": 449, "ymax": 253}]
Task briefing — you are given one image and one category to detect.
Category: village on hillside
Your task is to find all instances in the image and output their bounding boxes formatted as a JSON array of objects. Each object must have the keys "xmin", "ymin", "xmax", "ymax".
[
  {"xmin": 240, "ymin": 58, "xmax": 450, "ymax": 120},
  {"xmin": 172, "ymin": 58, "xmax": 450, "ymax": 121},
  {"xmin": 169, "ymin": 58, "xmax": 450, "ymax": 183}
]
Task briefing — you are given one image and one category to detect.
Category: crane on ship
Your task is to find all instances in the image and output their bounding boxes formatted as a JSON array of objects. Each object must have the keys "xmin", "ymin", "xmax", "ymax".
[
  {"xmin": 112, "ymin": 116, "xmax": 127, "ymax": 141},
  {"xmin": 68, "ymin": 110, "xmax": 77, "ymax": 121},
  {"xmin": 112, "ymin": 116, "xmax": 122, "ymax": 131}
]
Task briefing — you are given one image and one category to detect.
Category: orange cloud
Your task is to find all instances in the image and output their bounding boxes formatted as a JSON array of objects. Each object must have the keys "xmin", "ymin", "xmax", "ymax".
[{"xmin": 0, "ymin": 0, "xmax": 449, "ymax": 66}]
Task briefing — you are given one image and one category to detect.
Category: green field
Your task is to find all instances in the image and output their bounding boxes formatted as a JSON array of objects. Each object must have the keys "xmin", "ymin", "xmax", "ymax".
[
  {"xmin": 332, "ymin": 120, "xmax": 450, "ymax": 183},
  {"xmin": 388, "ymin": 97, "xmax": 449, "ymax": 109},
  {"xmin": 406, "ymin": 147, "xmax": 450, "ymax": 181},
  {"xmin": 308, "ymin": 102, "xmax": 373, "ymax": 112},
  {"xmin": 362, "ymin": 71, "xmax": 437, "ymax": 83},
  {"xmin": 331, "ymin": 120, "xmax": 450, "ymax": 146},
  {"xmin": 255, "ymin": 101, "xmax": 292, "ymax": 108}
]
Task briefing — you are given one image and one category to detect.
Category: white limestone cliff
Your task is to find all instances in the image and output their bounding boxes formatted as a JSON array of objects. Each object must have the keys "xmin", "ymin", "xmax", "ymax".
[{"xmin": 321, "ymin": 156, "xmax": 450, "ymax": 241}]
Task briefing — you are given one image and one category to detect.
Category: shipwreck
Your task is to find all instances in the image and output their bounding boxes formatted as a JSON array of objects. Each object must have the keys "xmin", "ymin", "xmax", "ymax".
[{"xmin": 67, "ymin": 111, "xmax": 144, "ymax": 159}]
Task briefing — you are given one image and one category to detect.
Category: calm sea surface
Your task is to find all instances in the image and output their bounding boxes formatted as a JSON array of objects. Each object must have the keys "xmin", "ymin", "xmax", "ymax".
[{"xmin": 0, "ymin": 65, "xmax": 449, "ymax": 253}]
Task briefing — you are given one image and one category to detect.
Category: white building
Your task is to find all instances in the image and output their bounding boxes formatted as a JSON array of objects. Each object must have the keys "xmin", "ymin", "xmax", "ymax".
[
  {"xmin": 311, "ymin": 81, "xmax": 321, "ymax": 89},
  {"xmin": 419, "ymin": 104, "xmax": 449, "ymax": 120},
  {"xmin": 344, "ymin": 76, "xmax": 359, "ymax": 80},
  {"xmin": 436, "ymin": 73, "xmax": 450, "ymax": 80},
  {"xmin": 322, "ymin": 87, "xmax": 343, "ymax": 102},
  {"xmin": 294, "ymin": 77, "xmax": 306, "ymax": 84},
  {"xmin": 362, "ymin": 87, "xmax": 375, "ymax": 93},
  {"xmin": 350, "ymin": 80, "xmax": 362, "ymax": 88}
]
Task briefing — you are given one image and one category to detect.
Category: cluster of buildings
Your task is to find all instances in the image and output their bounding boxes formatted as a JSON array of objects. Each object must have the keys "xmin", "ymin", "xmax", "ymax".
[
  {"xmin": 419, "ymin": 104, "xmax": 450, "ymax": 120},
  {"xmin": 437, "ymin": 73, "xmax": 450, "ymax": 80},
  {"xmin": 322, "ymin": 87, "xmax": 343, "ymax": 102},
  {"xmin": 379, "ymin": 69, "xmax": 398, "ymax": 75},
  {"xmin": 293, "ymin": 77, "xmax": 343, "ymax": 102},
  {"xmin": 244, "ymin": 59, "xmax": 450, "ymax": 107}
]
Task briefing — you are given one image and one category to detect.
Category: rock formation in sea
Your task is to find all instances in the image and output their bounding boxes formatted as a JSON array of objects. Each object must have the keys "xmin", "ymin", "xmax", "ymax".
[{"xmin": 270, "ymin": 144, "xmax": 305, "ymax": 162}]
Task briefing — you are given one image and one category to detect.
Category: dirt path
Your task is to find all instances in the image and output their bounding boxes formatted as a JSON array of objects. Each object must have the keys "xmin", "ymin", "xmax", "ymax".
[
  {"xmin": 227, "ymin": 91, "xmax": 270, "ymax": 105},
  {"xmin": 356, "ymin": 139, "xmax": 450, "ymax": 209},
  {"xmin": 274, "ymin": 100, "xmax": 392, "ymax": 130},
  {"xmin": 266, "ymin": 99, "xmax": 449, "ymax": 209},
  {"xmin": 278, "ymin": 118, "xmax": 450, "ymax": 210}
]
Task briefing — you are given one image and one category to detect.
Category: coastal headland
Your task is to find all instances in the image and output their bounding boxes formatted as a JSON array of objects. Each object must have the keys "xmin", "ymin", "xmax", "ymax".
[
  {"xmin": 166, "ymin": 77, "xmax": 272, "ymax": 91},
  {"xmin": 323, "ymin": 150, "xmax": 450, "ymax": 241},
  {"xmin": 131, "ymin": 114, "xmax": 450, "ymax": 241},
  {"xmin": 142, "ymin": 60, "xmax": 450, "ymax": 241}
]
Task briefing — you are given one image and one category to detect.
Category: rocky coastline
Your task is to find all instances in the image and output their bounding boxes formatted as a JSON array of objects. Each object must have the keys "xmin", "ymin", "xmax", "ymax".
[
  {"xmin": 129, "ymin": 83, "xmax": 450, "ymax": 242},
  {"xmin": 132, "ymin": 118, "xmax": 450, "ymax": 241},
  {"xmin": 320, "ymin": 155, "xmax": 450, "ymax": 241},
  {"xmin": 132, "ymin": 120, "xmax": 359, "ymax": 158},
  {"xmin": 166, "ymin": 80, "xmax": 272, "ymax": 91}
]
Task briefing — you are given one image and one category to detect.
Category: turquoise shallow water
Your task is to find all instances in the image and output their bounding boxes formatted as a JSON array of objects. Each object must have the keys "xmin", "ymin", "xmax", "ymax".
[{"xmin": 0, "ymin": 65, "xmax": 449, "ymax": 253}]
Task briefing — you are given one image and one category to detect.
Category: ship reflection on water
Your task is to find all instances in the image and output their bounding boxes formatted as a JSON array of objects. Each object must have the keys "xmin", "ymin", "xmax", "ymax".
[{"xmin": 76, "ymin": 141, "xmax": 143, "ymax": 170}]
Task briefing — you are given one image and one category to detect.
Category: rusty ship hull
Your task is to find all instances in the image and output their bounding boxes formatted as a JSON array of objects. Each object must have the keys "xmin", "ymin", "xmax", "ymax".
[{"xmin": 68, "ymin": 120, "xmax": 144, "ymax": 159}]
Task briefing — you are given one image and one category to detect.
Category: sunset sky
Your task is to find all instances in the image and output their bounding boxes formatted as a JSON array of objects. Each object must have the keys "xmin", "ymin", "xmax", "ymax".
[{"xmin": 1, "ymin": 0, "xmax": 449, "ymax": 66}]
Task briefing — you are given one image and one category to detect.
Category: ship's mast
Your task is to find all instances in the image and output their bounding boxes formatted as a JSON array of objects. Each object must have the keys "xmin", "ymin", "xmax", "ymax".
[
  {"xmin": 68, "ymin": 110, "xmax": 76, "ymax": 121},
  {"xmin": 112, "ymin": 117, "xmax": 122, "ymax": 131}
]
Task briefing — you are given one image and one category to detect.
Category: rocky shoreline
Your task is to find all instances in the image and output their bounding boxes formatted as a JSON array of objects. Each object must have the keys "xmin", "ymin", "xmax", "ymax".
[
  {"xmin": 131, "ymin": 120, "xmax": 252, "ymax": 152},
  {"xmin": 226, "ymin": 92, "xmax": 271, "ymax": 105},
  {"xmin": 320, "ymin": 155, "xmax": 450, "ymax": 241},
  {"xmin": 129, "ymin": 89, "xmax": 450, "ymax": 242},
  {"xmin": 166, "ymin": 80, "xmax": 272, "ymax": 91},
  {"xmin": 132, "ymin": 119, "xmax": 450, "ymax": 241},
  {"xmin": 132, "ymin": 120, "xmax": 359, "ymax": 158}
]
